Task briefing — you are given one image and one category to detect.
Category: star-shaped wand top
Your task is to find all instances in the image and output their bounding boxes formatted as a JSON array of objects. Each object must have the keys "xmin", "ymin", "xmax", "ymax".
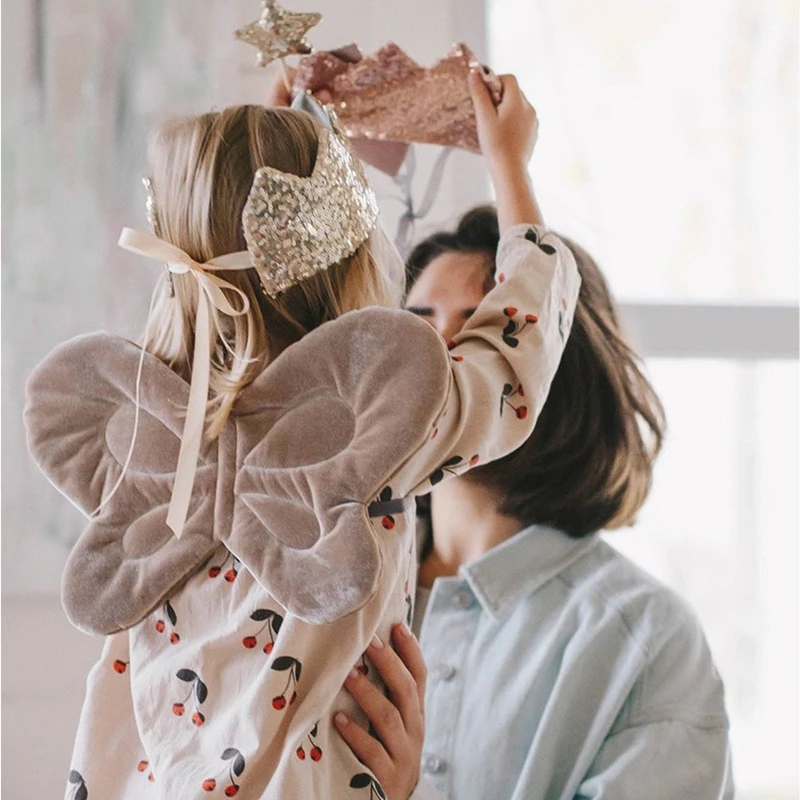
[{"xmin": 235, "ymin": 0, "xmax": 322, "ymax": 67}]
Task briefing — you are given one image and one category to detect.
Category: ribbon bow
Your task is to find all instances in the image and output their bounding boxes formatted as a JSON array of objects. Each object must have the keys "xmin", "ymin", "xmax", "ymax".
[{"xmin": 117, "ymin": 228, "xmax": 254, "ymax": 538}]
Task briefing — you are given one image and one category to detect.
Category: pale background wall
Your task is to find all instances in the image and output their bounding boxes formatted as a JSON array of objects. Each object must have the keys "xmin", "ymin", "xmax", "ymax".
[
  {"xmin": 2, "ymin": 1, "xmax": 485, "ymax": 797},
  {"xmin": 4, "ymin": 1, "xmax": 798, "ymax": 799}
]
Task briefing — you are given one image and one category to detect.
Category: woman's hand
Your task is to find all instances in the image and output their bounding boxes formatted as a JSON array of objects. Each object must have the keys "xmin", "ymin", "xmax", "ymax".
[
  {"xmin": 335, "ymin": 623, "xmax": 427, "ymax": 800},
  {"xmin": 469, "ymin": 70, "xmax": 544, "ymax": 229},
  {"xmin": 264, "ymin": 64, "xmax": 333, "ymax": 108}
]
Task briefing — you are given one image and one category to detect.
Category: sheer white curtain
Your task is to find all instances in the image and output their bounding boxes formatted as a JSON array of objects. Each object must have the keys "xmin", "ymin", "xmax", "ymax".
[{"xmin": 488, "ymin": 1, "xmax": 799, "ymax": 797}]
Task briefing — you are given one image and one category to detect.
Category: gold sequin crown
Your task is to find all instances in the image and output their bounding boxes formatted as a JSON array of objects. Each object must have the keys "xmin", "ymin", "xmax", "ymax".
[{"xmin": 243, "ymin": 121, "xmax": 379, "ymax": 297}]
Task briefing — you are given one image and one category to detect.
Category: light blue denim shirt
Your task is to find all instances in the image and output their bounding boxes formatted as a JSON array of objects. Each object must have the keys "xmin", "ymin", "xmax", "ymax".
[{"xmin": 410, "ymin": 524, "xmax": 734, "ymax": 800}]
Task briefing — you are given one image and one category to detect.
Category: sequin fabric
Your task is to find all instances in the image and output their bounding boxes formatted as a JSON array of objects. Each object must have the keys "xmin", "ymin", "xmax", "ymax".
[
  {"xmin": 142, "ymin": 177, "xmax": 160, "ymax": 236},
  {"xmin": 293, "ymin": 42, "xmax": 503, "ymax": 152},
  {"xmin": 235, "ymin": 0, "xmax": 321, "ymax": 67},
  {"xmin": 242, "ymin": 127, "xmax": 378, "ymax": 297}
]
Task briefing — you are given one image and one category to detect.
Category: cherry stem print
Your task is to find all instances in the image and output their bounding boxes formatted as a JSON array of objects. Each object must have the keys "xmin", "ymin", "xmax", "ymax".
[
  {"xmin": 242, "ymin": 608, "xmax": 283, "ymax": 654},
  {"xmin": 501, "ymin": 306, "xmax": 538, "ymax": 348},
  {"xmin": 155, "ymin": 599, "xmax": 180, "ymax": 644},
  {"xmin": 174, "ymin": 668, "xmax": 209, "ymax": 726},
  {"xmin": 430, "ymin": 454, "xmax": 478, "ymax": 486},
  {"xmin": 297, "ymin": 722, "xmax": 323, "ymax": 761},
  {"xmin": 270, "ymin": 656, "xmax": 302, "ymax": 710},
  {"xmin": 207, "ymin": 552, "xmax": 240, "ymax": 583},
  {"xmin": 202, "ymin": 748, "xmax": 246, "ymax": 796},
  {"xmin": 524, "ymin": 226, "xmax": 557, "ymax": 255},
  {"xmin": 67, "ymin": 770, "xmax": 88, "ymax": 800},
  {"xmin": 500, "ymin": 383, "xmax": 528, "ymax": 419},
  {"xmin": 350, "ymin": 773, "xmax": 387, "ymax": 799}
]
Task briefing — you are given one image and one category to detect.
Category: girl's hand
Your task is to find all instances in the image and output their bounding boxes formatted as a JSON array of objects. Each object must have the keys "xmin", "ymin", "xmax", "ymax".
[
  {"xmin": 469, "ymin": 70, "xmax": 544, "ymax": 230},
  {"xmin": 468, "ymin": 70, "xmax": 538, "ymax": 174},
  {"xmin": 335, "ymin": 623, "xmax": 427, "ymax": 800}
]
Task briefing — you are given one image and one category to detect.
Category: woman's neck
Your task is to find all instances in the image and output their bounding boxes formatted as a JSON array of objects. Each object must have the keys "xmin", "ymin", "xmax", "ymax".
[{"xmin": 418, "ymin": 476, "xmax": 523, "ymax": 588}]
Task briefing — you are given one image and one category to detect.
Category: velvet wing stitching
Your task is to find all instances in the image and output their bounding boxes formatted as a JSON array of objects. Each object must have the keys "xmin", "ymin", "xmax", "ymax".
[
  {"xmin": 24, "ymin": 333, "xmax": 220, "ymax": 635},
  {"xmin": 227, "ymin": 307, "xmax": 451, "ymax": 624}
]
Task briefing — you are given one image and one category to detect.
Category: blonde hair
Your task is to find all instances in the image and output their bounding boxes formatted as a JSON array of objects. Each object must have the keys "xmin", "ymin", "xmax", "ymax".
[{"xmin": 143, "ymin": 105, "xmax": 397, "ymax": 437}]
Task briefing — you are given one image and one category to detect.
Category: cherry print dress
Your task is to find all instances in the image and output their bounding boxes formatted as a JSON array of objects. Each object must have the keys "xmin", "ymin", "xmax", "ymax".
[{"xmin": 28, "ymin": 224, "xmax": 580, "ymax": 800}]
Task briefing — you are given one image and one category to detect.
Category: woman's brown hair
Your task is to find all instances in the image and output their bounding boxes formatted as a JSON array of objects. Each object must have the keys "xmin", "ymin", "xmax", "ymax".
[{"xmin": 406, "ymin": 206, "xmax": 666, "ymax": 536}]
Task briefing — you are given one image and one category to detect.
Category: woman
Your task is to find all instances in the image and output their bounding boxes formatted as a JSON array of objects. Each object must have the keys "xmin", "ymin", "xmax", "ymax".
[
  {"xmin": 266, "ymin": 68, "xmax": 734, "ymax": 800},
  {"xmin": 346, "ymin": 218, "xmax": 734, "ymax": 799}
]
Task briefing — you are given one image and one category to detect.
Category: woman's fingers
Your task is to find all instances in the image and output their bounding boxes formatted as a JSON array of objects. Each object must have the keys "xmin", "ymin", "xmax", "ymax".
[
  {"xmin": 391, "ymin": 623, "xmax": 427, "ymax": 709},
  {"xmin": 334, "ymin": 709, "xmax": 394, "ymax": 776},
  {"xmin": 337, "ymin": 628, "xmax": 425, "ymax": 799},
  {"xmin": 343, "ymin": 638, "xmax": 416, "ymax": 755}
]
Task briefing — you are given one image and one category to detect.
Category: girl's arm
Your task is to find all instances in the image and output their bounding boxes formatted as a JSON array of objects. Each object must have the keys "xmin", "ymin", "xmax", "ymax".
[{"xmin": 468, "ymin": 69, "xmax": 544, "ymax": 231}]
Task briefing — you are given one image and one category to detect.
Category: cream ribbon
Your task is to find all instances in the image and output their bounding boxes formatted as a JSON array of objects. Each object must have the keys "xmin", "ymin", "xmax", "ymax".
[{"xmin": 117, "ymin": 228, "xmax": 254, "ymax": 538}]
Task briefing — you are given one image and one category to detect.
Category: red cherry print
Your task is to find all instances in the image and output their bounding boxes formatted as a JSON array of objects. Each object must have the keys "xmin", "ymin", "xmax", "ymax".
[
  {"xmin": 272, "ymin": 695, "xmax": 287, "ymax": 710},
  {"xmin": 225, "ymin": 785, "xmax": 239, "ymax": 797},
  {"xmin": 242, "ymin": 636, "xmax": 257, "ymax": 649},
  {"xmin": 148, "ymin": 772, "xmax": 155, "ymax": 782},
  {"xmin": 202, "ymin": 779, "xmax": 216, "ymax": 792},
  {"xmin": 169, "ymin": 632, "xmax": 180, "ymax": 645},
  {"xmin": 224, "ymin": 569, "xmax": 237, "ymax": 583},
  {"xmin": 296, "ymin": 746, "xmax": 306, "ymax": 760},
  {"xmin": 516, "ymin": 406, "xmax": 528, "ymax": 420},
  {"xmin": 469, "ymin": 455, "xmax": 480, "ymax": 466},
  {"xmin": 518, "ymin": 386, "xmax": 525, "ymax": 396},
  {"xmin": 263, "ymin": 642, "xmax": 274, "ymax": 655},
  {"xmin": 289, "ymin": 691, "xmax": 297, "ymax": 706},
  {"xmin": 451, "ymin": 355, "xmax": 464, "ymax": 362},
  {"xmin": 113, "ymin": 660, "xmax": 128, "ymax": 674},
  {"xmin": 504, "ymin": 306, "xmax": 518, "ymax": 317},
  {"xmin": 172, "ymin": 703, "xmax": 185, "ymax": 716},
  {"xmin": 310, "ymin": 746, "xmax": 322, "ymax": 762},
  {"xmin": 208, "ymin": 566, "xmax": 221, "ymax": 578},
  {"xmin": 498, "ymin": 272, "xmax": 506, "ymax": 283},
  {"xmin": 137, "ymin": 761, "xmax": 149, "ymax": 772},
  {"xmin": 446, "ymin": 340, "xmax": 456, "ymax": 350},
  {"xmin": 525, "ymin": 314, "xmax": 539, "ymax": 323},
  {"xmin": 155, "ymin": 620, "xmax": 166, "ymax": 633},
  {"xmin": 192, "ymin": 711, "xmax": 205, "ymax": 727},
  {"xmin": 381, "ymin": 516, "xmax": 395, "ymax": 530}
]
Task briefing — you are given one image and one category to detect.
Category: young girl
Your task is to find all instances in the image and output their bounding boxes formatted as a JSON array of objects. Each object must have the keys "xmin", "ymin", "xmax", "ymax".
[
  {"xmin": 346, "ymin": 207, "xmax": 734, "ymax": 797},
  {"xmin": 25, "ymin": 74, "xmax": 579, "ymax": 799}
]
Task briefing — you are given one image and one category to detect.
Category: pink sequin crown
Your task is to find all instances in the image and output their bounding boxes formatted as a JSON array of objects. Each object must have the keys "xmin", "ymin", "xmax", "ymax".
[{"xmin": 293, "ymin": 42, "xmax": 503, "ymax": 153}]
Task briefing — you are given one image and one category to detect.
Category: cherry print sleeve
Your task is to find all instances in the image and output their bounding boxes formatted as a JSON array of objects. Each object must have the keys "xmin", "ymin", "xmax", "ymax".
[{"xmin": 392, "ymin": 224, "xmax": 580, "ymax": 496}]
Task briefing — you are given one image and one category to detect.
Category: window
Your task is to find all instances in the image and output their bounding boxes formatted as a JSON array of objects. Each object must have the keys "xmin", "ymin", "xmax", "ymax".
[{"xmin": 489, "ymin": 1, "xmax": 798, "ymax": 796}]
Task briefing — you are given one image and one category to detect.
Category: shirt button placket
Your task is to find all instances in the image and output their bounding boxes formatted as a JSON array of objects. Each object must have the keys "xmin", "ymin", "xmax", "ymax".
[
  {"xmin": 420, "ymin": 581, "xmax": 477, "ymax": 794},
  {"xmin": 421, "ymin": 753, "xmax": 447, "ymax": 775}
]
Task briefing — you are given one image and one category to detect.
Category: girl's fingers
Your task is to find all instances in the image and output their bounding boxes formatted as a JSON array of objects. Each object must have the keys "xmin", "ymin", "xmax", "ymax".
[
  {"xmin": 468, "ymin": 68, "xmax": 497, "ymax": 125},
  {"xmin": 334, "ymin": 710, "xmax": 393, "ymax": 777}
]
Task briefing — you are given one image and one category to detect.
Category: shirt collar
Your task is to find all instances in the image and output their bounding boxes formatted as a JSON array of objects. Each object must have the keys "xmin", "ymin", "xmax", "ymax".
[{"xmin": 459, "ymin": 524, "xmax": 599, "ymax": 620}]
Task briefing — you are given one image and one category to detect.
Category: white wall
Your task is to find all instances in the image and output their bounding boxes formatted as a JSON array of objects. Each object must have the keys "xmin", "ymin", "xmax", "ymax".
[{"xmin": 2, "ymin": 1, "xmax": 487, "ymax": 797}]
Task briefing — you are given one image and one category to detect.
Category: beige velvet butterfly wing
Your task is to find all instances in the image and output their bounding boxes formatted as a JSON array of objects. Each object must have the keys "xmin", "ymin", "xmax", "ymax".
[
  {"xmin": 25, "ymin": 310, "xmax": 451, "ymax": 633},
  {"xmin": 24, "ymin": 333, "xmax": 221, "ymax": 635},
  {"xmin": 227, "ymin": 307, "xmax": 450, "ymax": 624}
]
